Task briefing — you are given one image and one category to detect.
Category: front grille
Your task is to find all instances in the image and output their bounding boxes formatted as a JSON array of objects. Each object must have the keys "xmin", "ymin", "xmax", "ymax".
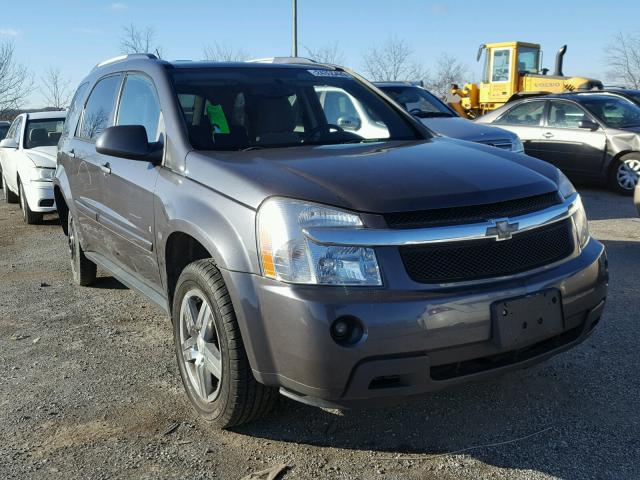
[
  {"xmin": 400, "ymin": 219, "xmax": 574, "ymax": 283},
  {"xmin": 385, "ymin": 192, "xmax": 561, "ymax": 229},
  {"xmin": 477, "ymin": 139, "xmax": 513, "ymax": 150}
]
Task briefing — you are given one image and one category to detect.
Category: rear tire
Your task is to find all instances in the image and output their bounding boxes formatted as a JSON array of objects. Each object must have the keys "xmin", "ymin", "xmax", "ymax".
[
  {"xmin": 2, "ymin": 173, "xmax": 19, "ymax": 204},
  {"xmin": 172, "ymin": 259, "xmax": 277, "ymax": 428},
  {"xmin": 67, "ymin": 211, "xmax": 97, "ymax": 286},
  {"xmin": 19, "ymin": 181, "xmax": 43, "ymax": 224},
  {"xmin": 609, "ymin": 153, "xmax": 640, "ymax": 195}
]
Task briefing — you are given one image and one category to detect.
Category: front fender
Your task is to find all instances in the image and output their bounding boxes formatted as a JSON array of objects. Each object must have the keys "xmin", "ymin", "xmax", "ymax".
[{"xmin": 154, "ymin": 168, "xmax": 260, "ymax": 277}]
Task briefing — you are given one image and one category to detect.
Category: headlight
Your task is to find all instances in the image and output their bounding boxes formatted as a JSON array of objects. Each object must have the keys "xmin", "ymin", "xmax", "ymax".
[
  {"xmin": 511, "ymin": 136, "xmax": 525, "ymax": 153},
  {"xmin": 557, "ymin": 170, "xmax": 576, "ymax": 199},
  {"xmin": 257, "ymin": 198, "xmax": 382, "ymax": 286},
  {"xmin": 30, "ymin": 167, "xmax": 55, "ymax": 182},
  {"xmin": 572, "ymin": 195, "xmax": 590, "ymax": 248}
]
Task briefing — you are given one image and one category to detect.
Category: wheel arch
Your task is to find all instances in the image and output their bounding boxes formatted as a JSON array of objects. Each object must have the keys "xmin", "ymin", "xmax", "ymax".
[{"xmin": 163, "ymin": 229, "xmax": 217, "ymax": 312}]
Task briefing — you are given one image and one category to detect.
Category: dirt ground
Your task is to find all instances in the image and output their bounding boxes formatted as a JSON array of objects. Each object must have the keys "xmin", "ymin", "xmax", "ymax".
[{"xmin": 0, "ymin": 186, "xmax": 639, "ymax": 480}]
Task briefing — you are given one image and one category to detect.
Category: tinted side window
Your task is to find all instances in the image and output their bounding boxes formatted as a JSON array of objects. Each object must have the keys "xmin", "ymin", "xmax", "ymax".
[
  {"xmin": 6, "ymin": 118, "xmax": 19, "ymax": 140},
  {"xmin": 78, "ymin": 75, "xmax": 122, "ymax": 141},
  {"xmin": 548, "ymin": 102, "xmax": 588, "ymax": 128},
  {"xmin": 13, "ymin": 117, "xmax": 23, "ymax": 143},
  {"xmin": 62, "ymin": 82, "xmax": 89, "ymax": 138},
  {"xmin": 116, "ymin": 74, "xmax": 161, "ymax": 141},
  {"xmin": 496, "ymin": 102, "xmax": 545, "ymax": 126}
]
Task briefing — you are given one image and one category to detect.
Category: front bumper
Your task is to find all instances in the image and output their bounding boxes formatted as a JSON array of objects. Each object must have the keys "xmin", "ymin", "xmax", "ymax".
[
  {"xmin": 24, "ymin": 182, "xmax": 56, "ymax": 213},
  {"xmin": 222, "ymin": 238, "xmax": 608, "ymax": 409}
]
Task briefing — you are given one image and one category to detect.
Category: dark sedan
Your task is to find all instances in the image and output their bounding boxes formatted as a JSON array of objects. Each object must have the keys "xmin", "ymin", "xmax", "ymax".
[{"xmin": 477, "ymin": 93, "xmax": 640, "ymax": 194}]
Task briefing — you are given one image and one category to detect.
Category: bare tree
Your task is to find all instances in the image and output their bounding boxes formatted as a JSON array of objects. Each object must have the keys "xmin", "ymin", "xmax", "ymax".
[
  {"xmin": 425, "ymin": 54, "xmax": 468, "ymax": 100},
  {"xmin": 362, "ymin": 36, "xmax": 426, "ymax": 82},
  {"xmin": 119, "ymin": 24, "xmax": 163, "ymax": 57},
  {"xmin": 0, "ymin": 40, "xmax": 33, "ymax": 115},
  {"xmin": 40, "ymin": 67, "xmax": 72, "ymax": 110},
  {"xmin": 606, "ymin": 31, "xmax": 640, "ymax": 88},
  {"xmin": 203, "ymin": 43, "xmax": 249, "ymax": 62},
  {"xmin": 303, "ymin": 42, "xmax": 345, "ymax": 64}
]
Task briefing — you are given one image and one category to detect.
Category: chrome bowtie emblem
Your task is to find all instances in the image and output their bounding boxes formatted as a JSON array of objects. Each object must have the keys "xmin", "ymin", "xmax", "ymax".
[{"xmin": 486, "ymin": 219, "xmax": 519, "ymax": 241}]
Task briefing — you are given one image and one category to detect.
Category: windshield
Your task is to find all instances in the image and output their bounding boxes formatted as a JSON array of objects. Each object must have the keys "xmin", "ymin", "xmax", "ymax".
[
  {"xmin": 580, "ymin": 96, "xmax": 640, "ymax": 129},
  {"xmin": 379, "ymin": 86, "xmax": 455, "ymax": 118},
  {"xmin": 0, "ymin": 125, "xmax": 8, "ymax": 139},
  {"xmin": 171, "ymin": 67, "xmax": 422, "ymax": 151},
  {"xmin": 24, "ymin": 119, "xmax": 65, "ymax": 149}
]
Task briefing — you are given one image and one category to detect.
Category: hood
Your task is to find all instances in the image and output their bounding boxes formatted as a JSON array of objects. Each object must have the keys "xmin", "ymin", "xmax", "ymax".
[
  {"xmin": 186, "ymin": 138, "xmax": 560, "ymax": 214},
  {"xmin": 420, "ymin": 117, "xmax": 517, "ymax": 143},
  {"xmin": 24, "ymin": 146, "xmax": 57, "ymax": 168}
]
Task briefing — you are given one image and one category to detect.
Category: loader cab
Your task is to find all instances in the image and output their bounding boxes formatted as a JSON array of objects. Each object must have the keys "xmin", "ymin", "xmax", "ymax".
[{"xmin": 478, "ymin": 42, "xmax": 542, "ymax": 108}]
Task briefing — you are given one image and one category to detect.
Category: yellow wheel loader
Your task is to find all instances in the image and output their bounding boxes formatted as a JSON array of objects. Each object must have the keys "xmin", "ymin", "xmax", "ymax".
[{"xmin": 450, "ymin": 41, "xmax": 603, "ymax": 118}]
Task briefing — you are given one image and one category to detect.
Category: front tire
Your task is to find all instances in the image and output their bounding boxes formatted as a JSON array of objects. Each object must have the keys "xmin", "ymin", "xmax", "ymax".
[
  {"xmin": 67, "ymin": 211, "xmax": 97, "ymax": 286},
  {"xmin": 2, "ymin": 173, "xmax": 19, "ymax": 204},
  {"xmin": 172, "ymin": 259, "xmax": 277, "ymax": 428},
  {"xmin": 19, "ymin": 181, "xmax": 43, "ymax": 224},
  {"xmin": 609, "ymin": 153, "xmax": 640, "ymax": 195}
]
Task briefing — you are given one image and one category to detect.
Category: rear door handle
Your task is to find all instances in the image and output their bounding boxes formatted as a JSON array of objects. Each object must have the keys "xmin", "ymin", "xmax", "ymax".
[
  {"xmin": 542, "ymin": 132, "xmax": 554, "ymax": 139},
  {"xmin": 99, "ymin": 162, "xmax": 111, "ymax": 174}
]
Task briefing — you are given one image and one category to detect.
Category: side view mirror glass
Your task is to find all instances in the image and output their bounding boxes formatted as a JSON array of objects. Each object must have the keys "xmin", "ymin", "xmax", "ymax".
[
  {"xmin": 95, "ymin": 125, "xmax": 162, "ymax": 163},
  {"xmin": 578, "ymin": 120, "xmax": 599, "ymax": 130},
  {"xmin": 0, "ymin": 138, "xmax": 18, "ymax": 149},
  {"xmin": 336, "ymin": 116, "xmax": 361, "ymax": 131}
]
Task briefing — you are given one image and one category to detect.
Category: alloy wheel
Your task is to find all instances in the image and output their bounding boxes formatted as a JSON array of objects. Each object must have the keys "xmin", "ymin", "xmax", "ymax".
[
  {"xmin": 179, "ymin": 289, "xmax": 223, "ymax": 403},
  {"xmin": 616, "ymin": 158, "xmax": 640, "ymax": 190}
]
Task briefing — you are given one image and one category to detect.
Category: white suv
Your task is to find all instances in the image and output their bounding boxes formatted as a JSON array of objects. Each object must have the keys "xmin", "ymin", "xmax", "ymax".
[{"xmin": 0, "ymin": 112, "xmax": 66, "ymax": 223}]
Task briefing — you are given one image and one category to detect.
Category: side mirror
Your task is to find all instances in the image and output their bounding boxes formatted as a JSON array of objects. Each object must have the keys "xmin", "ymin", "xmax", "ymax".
[
  {"xmin": 0, "ymin": 138, "xmax": 18, "ymax": 149},
  {"xmin": 578, "ymin": 120, "xmax": 599, "ymax": 131},
  {"xmin": 336, "ymin": 116, "xmax": 361, "ymax": 131},
  {"xmin": 95, "ymin": 125, "xmax": 162, "ymax": 163}
]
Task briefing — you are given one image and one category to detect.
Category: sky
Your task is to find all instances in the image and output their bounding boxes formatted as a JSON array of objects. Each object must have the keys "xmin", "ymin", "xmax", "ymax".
[{"xmin": 2, "ymin": 0, "xmax": 639, "ymax": 107}]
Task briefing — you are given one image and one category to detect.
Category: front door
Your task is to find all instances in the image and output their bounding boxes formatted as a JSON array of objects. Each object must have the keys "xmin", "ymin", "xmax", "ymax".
[
  {"xmin": 99, "ymin": 73, "xmax": 163, "ymax": 290},
  {"xmin": 536, "ymin": 100, "xmax": 607, "ymax": 176}
]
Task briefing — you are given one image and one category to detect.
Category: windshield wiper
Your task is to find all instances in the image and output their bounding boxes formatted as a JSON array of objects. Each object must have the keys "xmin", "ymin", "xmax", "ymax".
[{"xmin": 411, "ymin": 111, "xmax": 455, "ymax": 118}]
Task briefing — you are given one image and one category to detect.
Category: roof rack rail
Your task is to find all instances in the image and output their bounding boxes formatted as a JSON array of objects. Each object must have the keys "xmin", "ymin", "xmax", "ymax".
[
  {"xmin": 247, "ymin": 57, "xmax": 318, "ymax": 65},
  {"xmin": 94, "ymin": 53, "xmax": 158, "ymax": 70}
]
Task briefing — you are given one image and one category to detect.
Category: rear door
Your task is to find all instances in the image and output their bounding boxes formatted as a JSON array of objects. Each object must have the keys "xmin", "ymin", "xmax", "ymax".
[
  {"xmin": 536, "ymin": 100, "xmax": 606, "ymax": 175},
  {"xmin": 494, "ymin": 100, "xmax": 547, "ymax": 157},
  {"xmin": 99, "ymin": 72, "xmax": 163, "ymax": 290},
  {"xmin": 67, "ymin": 74, "xmax": 123, "ymax": 253}
]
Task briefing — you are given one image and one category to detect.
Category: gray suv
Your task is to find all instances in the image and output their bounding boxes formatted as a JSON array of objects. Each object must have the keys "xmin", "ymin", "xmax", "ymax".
[{"xmin": 54, "ymin": 54, "xmax": 608, "ymax": 428}]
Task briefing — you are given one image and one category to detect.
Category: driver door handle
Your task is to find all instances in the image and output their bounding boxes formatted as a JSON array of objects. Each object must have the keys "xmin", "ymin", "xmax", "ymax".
[
  {"xmin": 542, "ymin": 132, "xmax": 554, "ymax": 139},
  {"xmin": 99, "ymin": 162, "xmax": 111, "ymax": 174}
]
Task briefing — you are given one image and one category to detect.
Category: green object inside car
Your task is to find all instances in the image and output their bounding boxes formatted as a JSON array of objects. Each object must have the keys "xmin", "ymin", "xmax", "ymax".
[{"xmin": 206, "ymin": 103, "xmax": 230, "ymax": 134}]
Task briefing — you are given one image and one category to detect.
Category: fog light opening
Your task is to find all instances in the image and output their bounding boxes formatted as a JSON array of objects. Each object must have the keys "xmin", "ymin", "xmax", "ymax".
[{"xmin": 330, "ymin": 316, "xmax": 365, "ymax": 346}]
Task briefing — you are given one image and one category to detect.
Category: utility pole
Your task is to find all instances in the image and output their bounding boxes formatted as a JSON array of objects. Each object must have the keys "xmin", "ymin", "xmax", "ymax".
[{"xmin": 292, "ymin": 0, "xmax": 298, "ymax": 57}]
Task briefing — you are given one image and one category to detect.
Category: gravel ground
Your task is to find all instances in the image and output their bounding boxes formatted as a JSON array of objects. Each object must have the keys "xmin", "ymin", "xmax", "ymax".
[{"xmin": 0, "ymin": 186, "xmax": 638, "ymax": 480}]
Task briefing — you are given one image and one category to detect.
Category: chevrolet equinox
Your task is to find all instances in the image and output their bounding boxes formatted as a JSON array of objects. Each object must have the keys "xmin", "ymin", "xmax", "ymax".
[{"xmin": 54, "ymin": 54, "xmax": 608, "ymax": 428}]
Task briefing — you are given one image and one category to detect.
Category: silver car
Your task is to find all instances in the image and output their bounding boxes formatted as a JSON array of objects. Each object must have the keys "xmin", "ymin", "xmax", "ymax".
[{"xmin": 477, "ymin": 93, "xmax": 640, "ymax": 194}]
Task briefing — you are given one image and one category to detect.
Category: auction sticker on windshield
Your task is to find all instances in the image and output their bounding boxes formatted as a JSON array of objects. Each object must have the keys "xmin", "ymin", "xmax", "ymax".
[{"xmin": 307, "ymin": 70, "xmax": 351, "ymax": 78}]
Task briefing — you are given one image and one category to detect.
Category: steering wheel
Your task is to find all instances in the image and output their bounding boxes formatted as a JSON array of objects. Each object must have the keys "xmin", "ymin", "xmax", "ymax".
[
  {"xmin": 409, "ymin": 108, "xmax": 424, "ymax": 115},
  {"xmin": 306, "ymin": 123, "xmax": 345, "ymax": 140}
]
